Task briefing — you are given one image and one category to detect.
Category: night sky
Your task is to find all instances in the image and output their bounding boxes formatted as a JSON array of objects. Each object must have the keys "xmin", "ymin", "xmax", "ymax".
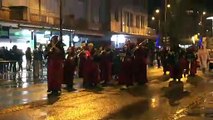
[{"xmin": 148, "ymin": 0, "xmax": 213, "ymax": 15}]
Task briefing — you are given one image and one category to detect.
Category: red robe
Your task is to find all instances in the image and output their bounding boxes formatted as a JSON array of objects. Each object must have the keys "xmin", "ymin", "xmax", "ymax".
[
  {"xmin": 83, "ymin": 53, "xmax": 100, "ymax": 87},
  {"xmin": 190, "ymin": 60, "xmax": 197, "ymax": 76},
  {"xmin": 47, "ymin": 46, "xmax": 65, "ymax": 92},
  {"xmin": 134, "ymin": 48, "xmax": 148, "ymax": 84},
  {"xmin": 78, "ymin": 52, "xmax": 86, "ymax": 78},
  {"xmin": 100, "ymin": 51, "xmax": 112, "ymax": 84},
  {"xmin": 179, "ymin": 57, "xmax": 189, "ymax": 76},
  {"xmin": 118, "ymin": 57, "xmax": 134, "ymax": 86}
]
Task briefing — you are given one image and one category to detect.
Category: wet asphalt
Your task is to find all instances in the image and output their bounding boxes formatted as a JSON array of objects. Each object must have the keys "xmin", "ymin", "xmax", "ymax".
[{"xmin": 0, "ymin": 67, "xmax": 212, "ymax": 120}]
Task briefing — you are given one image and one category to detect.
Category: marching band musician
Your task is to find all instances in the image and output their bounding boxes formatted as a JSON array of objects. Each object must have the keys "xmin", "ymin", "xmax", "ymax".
[
  {"xmin": 134, "ymin": 42, "xmax": 148, "ymax": 85},
  {"xmin": 100, "ymin": 45, "xmax": 113, "ymax": 86},
  {"xmin": 83, "ymin": 43, "xmax": 100, "ymax": 88},
  {"xmin": 78, "ymin": 44, "xmax": 87, "ymax": 78},
  {"xmin": 63, "ymin": 47, "xmax": 77, "ymax": 91},
  {"xmin": 46, "ymin": 36, "xmax": 65, "ymax": 95},
  {"xmin": 118, "ymin": 44, "xmax": 134, "ymax": 88}
]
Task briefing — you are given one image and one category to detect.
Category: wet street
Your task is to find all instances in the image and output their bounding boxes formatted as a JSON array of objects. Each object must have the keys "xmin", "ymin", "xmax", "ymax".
[{"xmin": 0, "ymin": 68, "xmax": 212, "ymax": 120}]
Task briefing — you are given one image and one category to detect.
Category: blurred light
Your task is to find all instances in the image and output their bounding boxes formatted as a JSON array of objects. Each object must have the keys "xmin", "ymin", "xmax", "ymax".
[
  {"xmin": 111, "ymin": 35, "xmax": 126, "ymax": 43},
  {"xmin": 44, "ymin": 30, "xmax": 51, "ymax": 35},
  {"xmin": 155, "ymin": 9, "xmax": 160, "ymax": 14},
  {"xmin": 192, "ymin": 36, "xmax": 195, "ymax": 44},
  {"xmin": 63, "ymin": 35, "xmax": 69, "ymax": 41},
  {"xmin": 73, "ymin": 35, "xmax": 79, "ymax": 42},
  {"xmin": 203, "ymin": 11, "xmax": 206, "ymax": 15},
  {"xmin": 22, "ymin": 91, "xmax": 29, "ymax": 95},
  {"xmin": 206, "ymin": 30, "xmax": 209, "ymax": 32},
  {"xmin": 22, "ymin": 29, "xmax": 31, "ymax": 35},
  {"xmin": 152, "ymin": 17, "xmax": 155, "ymax": 20},
  {"xmin": 151, "ymin": 96, "xmax": 159, "ymax": 108},
  {"xmin": 167, "ymin": 4, "xmax": 171, "ymax": 8},
  {"xmin": 207, "ymin": 16, "xmax": 213, "ymax": 20}
]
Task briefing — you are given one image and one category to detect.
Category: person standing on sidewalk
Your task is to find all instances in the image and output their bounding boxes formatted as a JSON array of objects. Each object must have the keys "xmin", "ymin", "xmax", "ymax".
[
  {"xmin": 33, "ymin": 48, "xmax": 40, "ymax": 78},
  {"xmin": 197, "ymin": 45, "xmax": 209, "ymax": 73},
  {"xmin": 46, "ymin": 36, "xmax": 65, "ymax": 95},
  {"xmin": 37, "ymin": 45, "xmax": 44, "ymax": 75},
  {"xmin": 83, "ymin": 43, "xmax": 100, "ymax": 88},
  {"xmin": 25, "ymin": 47, "xmax": 32, "ymax": 71}
]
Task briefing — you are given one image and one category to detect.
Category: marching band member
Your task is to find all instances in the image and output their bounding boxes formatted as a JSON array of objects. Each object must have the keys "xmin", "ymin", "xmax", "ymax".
[{"xmin": 46, "ymin": 36, "xmax": 65, "ymax": 95}]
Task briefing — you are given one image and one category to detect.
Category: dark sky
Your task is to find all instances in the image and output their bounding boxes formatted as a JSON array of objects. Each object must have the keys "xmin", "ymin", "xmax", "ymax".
[
  {"xmin": 148, "ymin": 0, "xmax": 213, "ymax": 15},
  {"xmin": 148, "ymin": 0, "xmax": 161, "ymax": 14}
]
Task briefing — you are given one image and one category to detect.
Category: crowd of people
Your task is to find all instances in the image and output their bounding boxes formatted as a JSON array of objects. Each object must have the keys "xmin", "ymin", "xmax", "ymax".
[
  {"xmin": 0, "ymin": 45, "xmax": 44, "ymax": 77},
  {"xmin": 46, "ymin": 35, "xmax": 209, "ymax": 96},
  {"xmin": 0, "ymin": 35, "xmax": 210, "ymax": 96},
  {"xmin": 45, "ymin": 36, "xmax": 150, "ymax": 95}
]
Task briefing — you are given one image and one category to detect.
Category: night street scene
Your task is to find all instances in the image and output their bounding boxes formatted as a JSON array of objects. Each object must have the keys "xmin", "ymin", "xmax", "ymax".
[{"xmin": 0, "ymin": 0, "xmax": 213, "ymax": 120}]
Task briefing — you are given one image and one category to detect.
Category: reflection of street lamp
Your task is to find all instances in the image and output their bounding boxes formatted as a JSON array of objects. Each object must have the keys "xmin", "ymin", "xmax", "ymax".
[{"xmin": 207, "ymin": 16, "xmax": 213, "ymax": 36}]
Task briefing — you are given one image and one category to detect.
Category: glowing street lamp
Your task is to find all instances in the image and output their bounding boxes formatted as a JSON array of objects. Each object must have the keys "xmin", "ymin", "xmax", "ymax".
[
  {"xmin": 155, "ymin": 9, "xmax": 160, "ymax": 14},
  {"xmin": 152, "ymin": 17, "xmax": 155, "ymax": 21},
  {"xmin": 167, "ymin": 4, "xmax": 171, "ymax": 8}
]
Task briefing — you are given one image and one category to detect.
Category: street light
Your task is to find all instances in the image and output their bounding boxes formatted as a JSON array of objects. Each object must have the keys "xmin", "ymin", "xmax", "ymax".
[
  {"xmin": 155, "ymin": 9, "xmax": 160, "ymax": 14},
  {"xmin": 153, "ymin": 9, "xmax": 161, "ymax": 34},
  {"xmin": 207, "ymin": 16, "xmax": 213, "ymax": 36},
  {"xmin": 152, "ymin": 16, "xmax": 155, "ymax": 21},
  {"xmin": 167, "ymin": 4, "xmax": 171, "ymax": 8}
]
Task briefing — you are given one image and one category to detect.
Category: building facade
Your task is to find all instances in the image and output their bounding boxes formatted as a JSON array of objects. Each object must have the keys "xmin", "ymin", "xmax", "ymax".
[
  {"xmin": 0, "ymin": 0, "xmax": 155, "ymax": 50},
  {"xmin": 100, "ymin": 0, "xmax": 156, "ymax": 47},
  {"xmin": 2, "ymin": 0, "xmax": 60, "ymax": 26}
]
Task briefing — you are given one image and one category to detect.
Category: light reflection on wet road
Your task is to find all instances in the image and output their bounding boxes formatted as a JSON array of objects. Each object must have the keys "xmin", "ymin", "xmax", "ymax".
[{"xmin": 0, "ymin": 68, "xmax": 212, "ymax": 120}]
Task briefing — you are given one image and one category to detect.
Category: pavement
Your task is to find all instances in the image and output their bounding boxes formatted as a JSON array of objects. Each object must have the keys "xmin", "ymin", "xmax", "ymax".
[{"xmin": 0, "ymin": 67, "xmax": 212, "ymax": 120}]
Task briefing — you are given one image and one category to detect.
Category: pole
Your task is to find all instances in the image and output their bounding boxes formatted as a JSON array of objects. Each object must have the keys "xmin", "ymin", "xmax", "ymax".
[
  {"xmin": 164, "ymin": 0, "xmax": 167, "ymax": 40},
  {"xmin": 158, "ymin": 19, "xmax": 160, "ymax": 34},
  {"xmin": 59, "ymin": 0, "xmax": 63, "ymax": 41},
  {"xmin": 212, "ymin": 20, "xmax": 213, "ymax": 36},
  {"xmin": 38, "ymin": 0, "xmax": 41, "ymax": 21}
]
